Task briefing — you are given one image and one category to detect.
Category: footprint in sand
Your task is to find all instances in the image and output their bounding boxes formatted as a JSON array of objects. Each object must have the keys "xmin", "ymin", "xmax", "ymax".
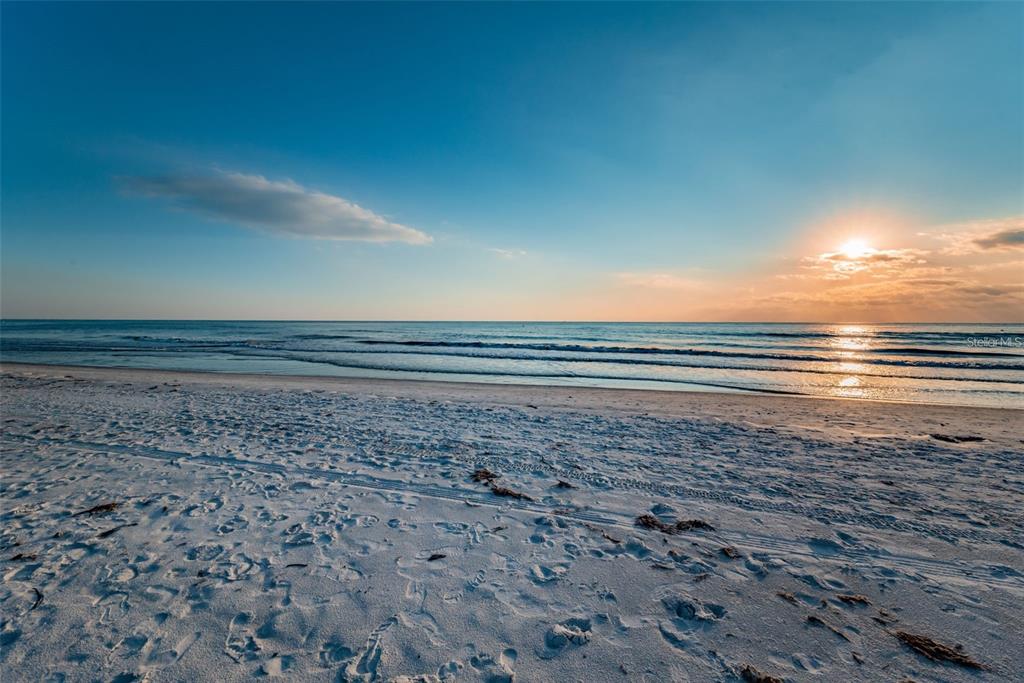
[
  {"xmin": 466, "ymin": 569, "xmax": 487, "ymax": 592},
  {"xmin": 260, "ymin": 654, "xmax": 294, "ymax": 676},
  {"xmin": 185, "ymin": 543, "xmax": 224, "ymax": 562},
  {"xmin": 538, "ymin": 618, "xmax": 592, "ymax": 659},
  {"xmin": 529, "ymin": 563, "xmax": 568, "ymax": 584},
  {"xmin": 466, "ymin": 649, "xmax": 518, "ymax": 681},
  {"xmin": 225, "ymin": 612, "xmax": 262, "ymax": 662},
  {"xmin": 318, "ymin": 641, "xmax": 354, "ymax": 668},
  {"xmin": 660, "ymin": 591, "xmax": 726, "ymax": 631},
  {"xmin": 143, "ymin": 631, "xmax": 200, "ymax": 668}
]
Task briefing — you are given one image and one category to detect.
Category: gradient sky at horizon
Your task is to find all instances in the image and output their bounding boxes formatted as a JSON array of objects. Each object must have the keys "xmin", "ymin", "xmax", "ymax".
[{"xmin": 2, "ymin": 2, "xmax": 1022, "ymax": 322}]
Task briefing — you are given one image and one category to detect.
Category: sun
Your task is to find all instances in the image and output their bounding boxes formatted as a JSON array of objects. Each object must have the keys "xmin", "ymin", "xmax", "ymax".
[{"xmin": 839, "ymin": 238, "xmax": 874, "ymax": 259}]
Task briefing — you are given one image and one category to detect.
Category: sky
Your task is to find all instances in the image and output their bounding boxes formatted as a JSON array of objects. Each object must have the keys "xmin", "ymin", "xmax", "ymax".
[{"xmin": 1, "ymin": 1, "xmax": 1022, "ymax": 322}]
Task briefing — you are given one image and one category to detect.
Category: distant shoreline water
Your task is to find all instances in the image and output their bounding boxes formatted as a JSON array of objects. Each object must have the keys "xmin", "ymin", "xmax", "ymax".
[{"xmin": 2, "ymin": 321, "xmax": 1022, "ymax": 408}]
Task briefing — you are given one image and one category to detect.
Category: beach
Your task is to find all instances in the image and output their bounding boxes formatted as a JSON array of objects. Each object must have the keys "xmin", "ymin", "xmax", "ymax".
[{"xmin": 1, "ymin": 362, "xmax": 1021, "ymax": 681}]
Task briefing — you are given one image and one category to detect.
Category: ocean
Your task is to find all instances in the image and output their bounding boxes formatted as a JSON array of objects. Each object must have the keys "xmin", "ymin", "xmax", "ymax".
[{"xmin": 1, "ymin": 320, "xmax": 1022, "ymax": 408}]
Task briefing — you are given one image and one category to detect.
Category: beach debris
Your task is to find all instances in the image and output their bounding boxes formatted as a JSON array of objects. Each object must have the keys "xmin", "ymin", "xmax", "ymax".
[
  {"xmin": 872, "ymin": 608, "xmax": 898, "ymax": 625},
  {"xmin": 284, "ymin": 563, "xmax": 308, "ymax": 568},
  {"xmin": 427, "ymin": 553, "xmax": 447, "ymax": 562},
  {"xmin": 73, "ymin": 502, "xmax": 119, "ymax": 517},
  {"xmin": 893, "ymin": 630, "xmax": 987, "ymax": 670},
  {"xmin": 30, "ymin": 587, "xmax": 43, "ymax": 611},
  {"xmin": 470, "ymin": 468, "xmax": 531, "ymax": 499},
  {"xmin": 806, "ymin": 615, "xmax": 850, "ymax": 641},
  {"xmin": 929, "ymin": 433, "xmax": 985, "ymax": 444},
  {"xmin": 471, "ymin": 468, "xmax": 499, "ymax": 484},
  {"xmin": 635, "ymin": 514, "xmax": 714, "ymax": 534},
  {"xmin": 738, "ymin": 664, "xmax": 783, "ymax": 683},
  {"xmin": 584, "ymin": 523, "xmax": 621, "ymax": 544},
  {"xmin": 720, "ymin": 546, "xmax": 741, "ymax": 559},
  {"xmin": 491, "ymin": 525, "xmax": 508, "ymax": 533},
  {"xmin": 836, "ymin": 593, "xmax": 871, "ymax": 606},
  {"xmin": 489, "ymin": 484, "xmax": 534, "ymax": 501},
  {"xmin": 554, "ymin": 480, "xmax": 576, "ymax": 489},
  {"xmin": 8, "ymin": 552, "xmax": 37, "ymax": 562},
  {"xmin": 96, "ymin": 523, "xmax": 138, "ymax": 539},
  {"xmin": 776, "ymin": 591, "xmax": 799, "ymax": 605}
]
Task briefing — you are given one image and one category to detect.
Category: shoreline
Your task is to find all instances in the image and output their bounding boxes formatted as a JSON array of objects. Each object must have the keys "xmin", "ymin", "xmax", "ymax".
[{"xmin": 3, "ymin": 361, "xmax": 1020, "ymax": 417}]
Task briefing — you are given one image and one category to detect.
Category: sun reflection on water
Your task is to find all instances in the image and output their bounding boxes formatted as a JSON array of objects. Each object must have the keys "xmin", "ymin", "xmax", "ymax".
[
  {"xmin": 830, "ymin": 324, "xmax": 874, "ymax": 352},
  {"xmin": 829, "ymin": 325, "xmax": 875, "ymax": 398}
]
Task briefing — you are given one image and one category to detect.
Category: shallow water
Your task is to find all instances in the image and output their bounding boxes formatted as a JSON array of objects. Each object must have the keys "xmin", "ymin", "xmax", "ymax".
[{"xmin": 2, "ymin": 320, "xmax": 1022, "ymax": 407}]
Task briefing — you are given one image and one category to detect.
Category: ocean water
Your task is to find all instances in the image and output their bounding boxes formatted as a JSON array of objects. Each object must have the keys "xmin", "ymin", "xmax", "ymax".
[{"xmin": 1, "ymin": 320, "xmax": 1022, "ymax": 408}]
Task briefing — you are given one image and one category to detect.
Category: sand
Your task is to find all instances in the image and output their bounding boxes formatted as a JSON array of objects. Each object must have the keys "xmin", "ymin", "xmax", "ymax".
[{"xmin": 1, "ymin": 362, "xmax": 1021, "ymax": 682}]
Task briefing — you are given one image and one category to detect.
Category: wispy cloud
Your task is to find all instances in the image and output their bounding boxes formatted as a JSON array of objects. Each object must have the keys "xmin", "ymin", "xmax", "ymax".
[
  {"xmin": 804, "ymin": 247, "xmax": 927, "ymax": 279},
  {"xmin": 922, "ymin": 216, "xmax": 1024, "ymax": 255},
  {"xmin": 615, "ymin": 272, "xmax": 704, "ymax": 290},
  {"xmin": 120, "ymin": 170, "xmax": 431, "ymax": 244},
  {"xmin": 487, "ymin": 247, "xmax": 528, "ymax": 259}
]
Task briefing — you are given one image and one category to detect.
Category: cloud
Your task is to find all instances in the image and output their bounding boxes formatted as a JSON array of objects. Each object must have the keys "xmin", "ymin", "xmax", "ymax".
[
  {"xmin": 487, "ymin": 248, "xmax": 528, "ymax": 259},
  {"xmin": 923, "ymin": 216, "xmax": 1024, "ymax": 255},
  {"xmin": 804, "ymin": 247, "xmax": 927, "ymax": 278},
  {"xmin": 120, "ymin": 170, "xmax": 431, "ymax": 244},
  {"xmin": 974, "ymin": 228, "xmax": 1024, "ymax": 250},
  {"xmin": 615, "ymin": 272, "xmax": 704, "ymax": 290}
]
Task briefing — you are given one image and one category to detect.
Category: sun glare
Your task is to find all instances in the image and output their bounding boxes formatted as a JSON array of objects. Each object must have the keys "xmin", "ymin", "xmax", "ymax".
[{"xmin": 839, "ymin": 238, "xmax": 874, "ymax": 259}]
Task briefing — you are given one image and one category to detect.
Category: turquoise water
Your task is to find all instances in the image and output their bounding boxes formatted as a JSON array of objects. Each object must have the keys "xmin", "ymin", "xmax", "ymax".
[{"xmin": 2, "ymin": 320, "xmax": 1022, "ymax": 408}]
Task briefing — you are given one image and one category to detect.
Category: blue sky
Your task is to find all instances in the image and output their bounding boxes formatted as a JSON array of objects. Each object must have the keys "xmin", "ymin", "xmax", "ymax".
[{"xmin": 2, "ymin": 2, "xmax": 1022, "ymax": 321}]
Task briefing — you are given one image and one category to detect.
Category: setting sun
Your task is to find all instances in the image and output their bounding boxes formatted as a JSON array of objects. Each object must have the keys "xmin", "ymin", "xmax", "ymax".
[{"xmin": 839, "ymin": 238, "xmax": 875, "ymax": 259}]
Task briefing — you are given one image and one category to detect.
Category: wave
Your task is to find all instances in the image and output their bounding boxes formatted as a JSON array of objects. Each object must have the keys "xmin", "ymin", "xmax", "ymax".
[
  {"xmin": 287, "ymin": 333, "xmax": 358, "ymax": 340},
  {"xmin": 353, "ymin": 339, "xmax": 1024, "ymax": 369},
  {"xmin": 197, "ymin": 349, "xmax": 1024, "ymax": 398},
  {"xmin": 308, "ymin": 348, "xmax": 1024, "ymax": 384},
  {"xmin": 218, "ymin": 350, "xmax": 807, "ymax": 396},
  {"xmin": 5, "ymin": 336, "xmax": 1023, "ymax": 373},
  {"xmin": 882, "ymin": 346, "xmax": 1023, "ymax": 358}
]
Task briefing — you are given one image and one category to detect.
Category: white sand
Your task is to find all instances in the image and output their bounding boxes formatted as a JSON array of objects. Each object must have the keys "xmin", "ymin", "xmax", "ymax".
[{"xmin": 1, "ymin": 363, "xmax": 1021, "ymax": 682}]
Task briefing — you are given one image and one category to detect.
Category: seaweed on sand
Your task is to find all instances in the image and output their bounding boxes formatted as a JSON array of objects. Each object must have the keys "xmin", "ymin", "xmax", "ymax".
[
  {"xmin": 836, "ymin": 594, "xmax": 871, "ymax": 605},
  {"xmin": 584, "ymin": 523, "xmax": 622, "ymax": 544},
  {"xmin": 929, "ymin": 434, "xmax": 985, "ymax": 444},
  {"xmin": 635, "ymin": 514, "xmax": 715, "ymax": 534},
  {"xmin": 776, "ymin": 591, "xmax": 799, "ymax": 605},
  {"xmin": 73, "ymin": 502, "xmax": 119, "ymax": 516},
  {"xmin": 893, "ymin": 631, "xmax": 987, "ymax": 670},
  {"xmin": 489, "ymin": 484, "xmax": 534, "ymax": 502},
  {"xmin": 96, "ymin": 523, "xmax": 138, "ymax": 539},
  {"xmin": 806, "ymin": 614, "xmax": 850, "ymax": 641},
  {"xmin": 471, "ymin": 468, "xmax": 499, "ymax": 484},
  {"xmin": 738, "ymin": 664, "xmax": 783, "ymax": 683}
]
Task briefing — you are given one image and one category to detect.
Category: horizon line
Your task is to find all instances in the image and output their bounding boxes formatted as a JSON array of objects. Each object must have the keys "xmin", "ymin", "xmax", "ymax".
[{"xmin": 2, "ymin": 318, "xmax": 1021, "ymax": 326}]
